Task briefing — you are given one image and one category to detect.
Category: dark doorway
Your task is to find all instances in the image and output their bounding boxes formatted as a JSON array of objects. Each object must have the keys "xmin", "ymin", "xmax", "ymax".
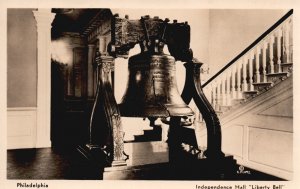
[
  {"xmin": 50, "ymin": 9, "xmax": 101, "ymax": 149},
  {"xmin": 51, "ymin": 58, "xmax": 90, "ymax": 149}
]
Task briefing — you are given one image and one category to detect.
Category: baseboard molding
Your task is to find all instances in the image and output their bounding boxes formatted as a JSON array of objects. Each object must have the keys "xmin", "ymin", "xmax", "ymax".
[{"xmin": 7, "ymin": 107, "xmax": 37, "ymax": 149}]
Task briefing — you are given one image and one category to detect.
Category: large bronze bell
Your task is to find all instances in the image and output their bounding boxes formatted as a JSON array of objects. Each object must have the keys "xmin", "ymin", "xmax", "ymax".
[{"xmin": 119, "ymin": 50, "xmax": 194, "ymax": 118}]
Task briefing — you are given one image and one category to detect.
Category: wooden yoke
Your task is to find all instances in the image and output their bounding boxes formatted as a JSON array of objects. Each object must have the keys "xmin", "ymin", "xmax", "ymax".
[{"xmin": 108, "ymin": 14, "xmax": 192, "ymax": 59}]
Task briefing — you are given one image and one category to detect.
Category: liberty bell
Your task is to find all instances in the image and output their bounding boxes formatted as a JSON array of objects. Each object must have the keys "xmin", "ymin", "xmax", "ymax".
[{"xmin": 119, "ymin": 38, "xmax": 194, "ymax": 118}]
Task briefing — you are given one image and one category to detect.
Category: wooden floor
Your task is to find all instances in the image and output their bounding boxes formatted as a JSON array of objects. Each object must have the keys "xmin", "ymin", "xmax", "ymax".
[
  {"xmin": 7, "ymin": 147, "xmax": 284, "ymax": 180},
  {"xmin": 7, "ymin": 147, "xmax": 102, "ymax": 180}
]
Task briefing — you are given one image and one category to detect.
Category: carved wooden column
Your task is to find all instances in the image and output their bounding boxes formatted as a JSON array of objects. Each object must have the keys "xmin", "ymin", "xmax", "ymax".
[
  {"xmin": 83, "ymin": 54, "xmax": 126, "ymax": 167},
  {"xmin": 33, "ymin": 9, "xmax": 55, "ymax": 148}
]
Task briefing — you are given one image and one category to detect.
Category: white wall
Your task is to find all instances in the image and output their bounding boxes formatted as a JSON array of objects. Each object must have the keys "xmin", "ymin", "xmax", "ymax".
[
  {"xmin": 7, "ymin": 108, "xmax": 37, "ymax": 149},
  {"xmin": 7, "ymin": 9, "xmax": 37, "ymax": 107},
  {"xmin": 7, "ymin": 9, "xmax": 39, "ymax": 149}
]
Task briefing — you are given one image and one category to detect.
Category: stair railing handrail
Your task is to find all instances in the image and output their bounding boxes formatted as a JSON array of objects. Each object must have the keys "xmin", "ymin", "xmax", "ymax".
[{"xmin": 202, "ymin": 9, "xmax": 293, "ymax": 88}]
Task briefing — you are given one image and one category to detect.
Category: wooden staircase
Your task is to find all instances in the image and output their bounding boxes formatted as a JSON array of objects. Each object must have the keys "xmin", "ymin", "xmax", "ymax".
[
  {"xmin": 202, "ymin": 10, "xmax": 293, "ymax": 117},
  {"xmin": 217, "ymin": 66, "xmax": 292, "ymax": 117},
  {"xmin": 128, "ymin": 125, "xmax": 162, "ymax": 143}
]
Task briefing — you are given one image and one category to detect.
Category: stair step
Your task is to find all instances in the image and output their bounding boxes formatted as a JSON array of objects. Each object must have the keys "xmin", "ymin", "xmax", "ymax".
[
  {"xmin": 143, "ymin": 126, "xmax": 161, "ymax": 134},
  {"xmin": 266, "ymin": 72, "xmax": 289, "ymax": 84},
  {"xmin": 281, "ymin": 62, "xmax": 293, "ymax": 73},
  {"xmin": 243, "ymin": 90, "xmax": 258, "ymax": 99},
  {"xmin": 133, "ymin": 135, "xmax": 161, "ymax": 142},
  {"xmin": 231, "ymin": 99, "xmax": 245, "ymax": 106},
  {"xmin": 253, "ymin": 82, "xmax": 273, "ymax": 91},
  {"xmin": 133, "ymin": 130, "xmax": 162, "ymax": 142},
  {"xmin": 219, "ymin": 105, "xmax": 232, "ymax": 112},
  {"xmin": 180, "ymin": 127, "xmax": 198, "ymax": 147},
  {"xmin": 215, "ymin": 110, "xmax": 223, "ymax": 117}
]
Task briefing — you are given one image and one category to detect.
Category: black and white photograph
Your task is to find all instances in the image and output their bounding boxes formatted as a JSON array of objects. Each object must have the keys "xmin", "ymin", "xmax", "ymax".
[{"xmin": 0, "ymin": 1, "xmax": 299, "ymax": 189}]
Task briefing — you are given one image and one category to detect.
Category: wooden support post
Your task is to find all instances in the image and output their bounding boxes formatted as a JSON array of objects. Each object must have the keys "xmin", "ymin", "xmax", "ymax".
[
  {"xmin": 80, "ymin": 55, "xmax": 127, "ymax": 167},
  {"xmin": 170, "ymin": 60, "xmax": 224, "ymax": 161}
]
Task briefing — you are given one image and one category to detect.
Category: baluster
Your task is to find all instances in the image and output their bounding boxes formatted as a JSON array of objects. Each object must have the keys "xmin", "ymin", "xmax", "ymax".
[
  {"xmin": 289, "ymin": 17, "xmax": 293, "ymax": 62},
  {"xmin": 262, "ymin": 41, "xmax": 267, "ymax": 82},
  {"xmin": 209, "ymin": 85, "xmax": 213, "ymax": 105},
  {"xmin": 249, "ymin": 51, "xmax": 254, "ymax": 91},
  {"xmin": 215, "ymin": 79, "xmax": 220, "ymax": 111},
  {"xmin": 205, "ymin": 84, "xmax": 212, "ymax": 105},
  {"xmin": 242, "ymin": 56, "xmax": 248, "ymax": 92},
  {"xmin": 226, "ymin": 69, "xmax": 231, "ymax": 106},
  {"xmin": 231, "ymin": 64, "xmax": 236, "ymax": 99},
  {"xmin": 269, "ymin": 35, "xmax": 275, "ymax": 73},
  {"xmin": 211, "ymin": 82, "xmax": 216, "ymax": 109},
  {"xmin": 277, "ymin": 28, "xmax": 282, "ymax": 73},
  {"xmin": 284, "ymin": 19, "xmax": 291, "ymax": 63},
  {"xmin": 237, "ymin": 61, "xmax": 242, "ymax": 99},
  {"xmin": 221, "ymin": 74, "xmax": 226, "ymax": 106},
  {"xmin": 214, "ymin": 82, "xmax": 219, "ymax": 110},
  {"xmin": 255, "ymin": 45, "xmax": 261, "ymax": 83}
]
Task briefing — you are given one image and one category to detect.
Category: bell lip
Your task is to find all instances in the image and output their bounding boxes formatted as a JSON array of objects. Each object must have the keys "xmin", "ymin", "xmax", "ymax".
[
  {"xmin": 119, "ymin": 105, "xmax": 194, "ymax": 118},
  {"xmin": 118, "ymin": 104, "xmax": 169, "ymax": 118},
  {"xmin": 166, "ymin": 109, "xmax": 194, "ymax": 117}
]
